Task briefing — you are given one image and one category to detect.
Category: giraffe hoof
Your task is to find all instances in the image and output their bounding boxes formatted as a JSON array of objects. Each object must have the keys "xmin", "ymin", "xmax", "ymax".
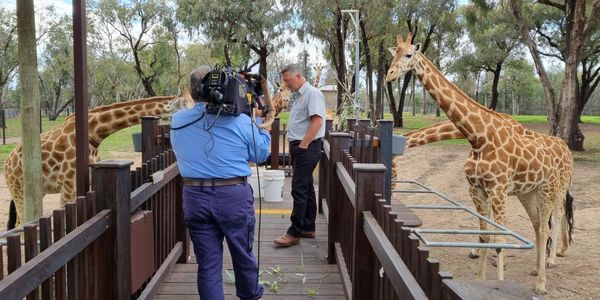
[
  {"xmin": 529, "ymin": 270, "xmax": 538, "ymax": 276},
  {"xmin": 546, "ymin": 261, "xmax": 557, "ymax": 268},
  {"xmin": 533, "ymin": 286, "xmax": 547, "ymax": 295},
  {"xmin": 468, "ymin": 252, "xmax": 479, "ymax": 259},
  {"xmin": 557, "ymin": 251, "xmax": 567, "ymax": 257}
]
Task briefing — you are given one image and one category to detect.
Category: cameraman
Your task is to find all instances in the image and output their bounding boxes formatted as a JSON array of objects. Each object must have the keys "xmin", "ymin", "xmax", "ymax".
[{"xmin": 170, "ymin": 66, "xmax": 269, "ymax": 300}]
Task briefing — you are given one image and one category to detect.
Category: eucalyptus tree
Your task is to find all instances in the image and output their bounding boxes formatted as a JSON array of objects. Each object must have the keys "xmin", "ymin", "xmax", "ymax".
[
  {"xmin": 0, "ymin": 7, "xmax": 18, "ymax": 109},
  {"xmin": 38, "ymin": 14, "xmax": 74, "ymax": 120},
  {"xmin": 176, "ymin": 0, "xmax": 292, "ymax": 79},
  {"xmin": 509, "ymin": 0, "xmax": 600, "ymax": 150},
  {"xmin": 91, "ymin": 0, "xmax": 172, "ymax": 97},
  {"xmin": 388, "ymin": 0, "xmax": 457, "ymax": 127},
  {"xmin": 300, "ymin": 0, "xmax": 352, "ymax": 112},
  {"xmin": 502, "ymin": 58, "xmax": 541, "ymax": 114},
  {"xmin": 460, "ymin": 1, "xmax": 522, "ymax": 110}
]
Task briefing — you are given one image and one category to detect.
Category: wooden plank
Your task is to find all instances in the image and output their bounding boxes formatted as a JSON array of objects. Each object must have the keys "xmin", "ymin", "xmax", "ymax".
[
  {"xmin": 442, "ymin": 279, "xmax": 537, "ymax": 300},
  {"xmin": 39, "ymin": 216, "xmax": 54, "ymax": 300},
  {"xmin": 7, "ymin": 234, "xmax": 20, "ymax": 274},
  {"xmin": 394, "ymin": 202, "xmax": 423, "ymax": 227},
  {"xmin": 130, "ymin": 159, "xmax": 179, "ymax": 212},
  {"xmin": 24, "ymin": 224, "xmax": 40, "ymax": 300},
  {"xmin": 336, "ymin": 162, "xmax": 356, "ymax": 207},
  {"xmin": 334, "ymin": 242, "xmax": 351, "ymax": 300},
  {"xmin": 138, "ymin": 242, "xmax": 183, "ymax": 300},
  {"xmin": 65, "ymin": 203, "xmax": 77, "ymax": 300},
  {"xmin": 76, "ymin": 197, "xmax": 86, "ymax": 300},
  {"xmin": 165, "ymin": 271, "xmax": 342, "ymax": 284},
  {"xmin": 363, "ymin": 212, "xmax": 427, "ymax": 300},
  {"xmin": 158, "ymin": 282, "xmax": 346, "ymax": 296},
  {"xmin": 0, "ymin": 211, "xmax": 111, "ymax": 300},
  {"xmin": 52, "ymin": 209, "xmax": 66, "ymax": 300}
]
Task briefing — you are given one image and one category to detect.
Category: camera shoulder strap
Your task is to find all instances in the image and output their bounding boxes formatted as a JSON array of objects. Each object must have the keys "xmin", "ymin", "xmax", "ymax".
[{"xmin": 171, "ymin": 112, "xmax": 206, "ymax": 130}]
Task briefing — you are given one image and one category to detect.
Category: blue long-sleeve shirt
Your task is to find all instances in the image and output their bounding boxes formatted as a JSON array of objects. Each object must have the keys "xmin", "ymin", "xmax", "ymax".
[{"xmin": 170, "ymin": 103, "xmax": 271, "ymax": 179}]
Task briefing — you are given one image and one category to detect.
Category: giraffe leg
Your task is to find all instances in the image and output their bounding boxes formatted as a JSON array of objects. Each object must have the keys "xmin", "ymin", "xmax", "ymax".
[
  {"xmin": 488, "ymin": 192, "xmax": 508, "ymax": 280},
  {"xmin": 467, "ymin": 186, "xmax": 490, "ymax": 280},
  {"xmin": 557, "ymin": 191, "xmax": 573, "ymax": 257},
  {"xmin": 534, "ymin": 211, "xmax": 551, "ymax": 295},
  {"xmin": 546, "ymin": 202, "xmax": 563, "ymax": 268}
]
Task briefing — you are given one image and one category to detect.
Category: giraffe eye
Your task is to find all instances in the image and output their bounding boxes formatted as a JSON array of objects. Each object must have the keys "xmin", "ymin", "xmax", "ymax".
[{"xmin": 405, "ymin": 53, "xmax": 413, "ymax": 58}]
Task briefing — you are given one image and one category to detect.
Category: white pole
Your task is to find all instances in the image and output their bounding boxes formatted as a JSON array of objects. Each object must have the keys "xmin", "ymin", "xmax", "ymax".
[{"xmin": 342, "ymin": 9, "xmax": 360, "ymax": 121}]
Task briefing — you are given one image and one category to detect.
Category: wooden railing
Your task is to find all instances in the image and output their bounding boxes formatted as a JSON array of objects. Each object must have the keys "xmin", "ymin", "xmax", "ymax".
[
  {"xmin": 0, "ymin": 116, "xmax": 186, "ymax": 300},
  {"xmin": 321, "ymin": 119, "xmax": 457, "ymax": 300}
]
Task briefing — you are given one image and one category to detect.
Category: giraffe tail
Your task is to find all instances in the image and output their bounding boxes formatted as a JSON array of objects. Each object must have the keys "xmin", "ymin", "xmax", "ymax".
[
  {"xmin": 565, "ymin": 191, "xmax": 574, "ymax": 244},
  {"xmin": 7, "ymin": 200, "xmax": 16, "ymax": 230}
]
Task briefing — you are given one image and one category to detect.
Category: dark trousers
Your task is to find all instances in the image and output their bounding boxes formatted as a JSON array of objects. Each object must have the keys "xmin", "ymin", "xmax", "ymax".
[
  {"xmin": 287, "ymin": 139, "xmax": 322, "ymax": 237},
  {"xmin": 183, "ymin": 183, "xmax": 264, "ymax": 300}
]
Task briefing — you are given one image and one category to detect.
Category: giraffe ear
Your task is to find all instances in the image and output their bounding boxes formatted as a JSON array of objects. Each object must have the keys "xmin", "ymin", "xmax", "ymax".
[
  {"xmin": 388, "ymin": 47, "xmax": 397, "ymax": 56},
  {"xmin": 406, "ymin": 32, "xmax": 413, "ymax": 42}
]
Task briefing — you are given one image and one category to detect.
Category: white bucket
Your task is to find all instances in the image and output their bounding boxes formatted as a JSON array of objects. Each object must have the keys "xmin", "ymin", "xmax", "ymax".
[
  {"xmin": 263, "ymin": 170, "xmax": 285, "ymax": 202},
  {"xmin": 248, "ymin": 167, "xmax": 266, "ymax": 198}
]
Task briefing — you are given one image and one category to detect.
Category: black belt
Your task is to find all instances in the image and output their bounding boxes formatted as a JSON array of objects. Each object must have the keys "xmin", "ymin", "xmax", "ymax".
[
  {"xmin": 183, "ymin": 176, "xmax": 247, "ymax": 187},
  {"xmin": 290, "ymin": 138, "xmax": 322, "ymax": 144}
]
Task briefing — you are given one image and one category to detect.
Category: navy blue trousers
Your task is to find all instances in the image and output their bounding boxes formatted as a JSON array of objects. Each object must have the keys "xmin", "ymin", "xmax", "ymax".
[
  {"xmin": 183, "ymin": 183, "xmax": 263, "ymax": 300},
  {"xmin": 287, "ymin": 139, "xmax": 322, "ymax": 237}
]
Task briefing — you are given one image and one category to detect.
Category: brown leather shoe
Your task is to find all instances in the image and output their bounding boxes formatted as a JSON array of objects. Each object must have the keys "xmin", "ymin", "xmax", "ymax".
[
  {"xmin": 300, "ymin": 231, "xmax": 316, "ymax": 238},
  {"xmin": 273, "ymin": 233, "xmax": 300, "ymax": 247}
]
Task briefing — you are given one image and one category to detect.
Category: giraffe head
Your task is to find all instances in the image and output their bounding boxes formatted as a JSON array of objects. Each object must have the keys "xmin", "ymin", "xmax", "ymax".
[
  {"xmin": 161, "ymin": 96, "xmax": 191, "ymax": 120},
  {"xmin": 272, "ymin": 81, "xmax": 291, "ymax": 112},
  {"xmin": 386, "ymin": 33, "xmax": 421, "ymax": 82}
]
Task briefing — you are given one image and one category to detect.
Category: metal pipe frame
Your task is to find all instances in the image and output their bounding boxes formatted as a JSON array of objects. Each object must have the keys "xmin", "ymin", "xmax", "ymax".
[{"xmin": 392, "ymin": 179, "xmax": 534, "ymax": 250}]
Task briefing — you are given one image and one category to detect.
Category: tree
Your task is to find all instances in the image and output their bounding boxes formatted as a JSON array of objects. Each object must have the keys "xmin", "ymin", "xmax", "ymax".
[
  {"xmin": 461, "ymin": 2, "xmax": 522, "ymax": 110},
  {"xmin": 0, "ymin": 7, "xmax": 18, "ymax": 109},
  {"xmin": 389, "ymin": 0, "xmax": 457, "ymax": 127},
  {"xmin": 176, "ymin": 0, "xmax": 292, "ymax": 79},
  {"xmin": 38, "ymin": 14, "xmax": 74, "ymax": 120},
  {"xmin": 509, "ymin": 0, "xmax": 600, "ymax": 150},
  {"xmin": 16, "ymin": 0, "xmax": 43, "ymax": 222},
  {"xmin": 92, "ymin": 0, "xmax": 171, "ymax": 97},
  {"xmin": 300, "ymin": 0, "xmax": 351, "ymax": 113}
]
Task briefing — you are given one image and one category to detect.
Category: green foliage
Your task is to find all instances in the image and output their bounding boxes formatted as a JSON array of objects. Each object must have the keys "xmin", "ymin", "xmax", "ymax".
[
  {"xmin": 0, "ymin": 6, "xmax": 18, "ymax": 104},
  {"xmin": 0, "ymin": 144, "xmax": 17, "ymax": 172}
]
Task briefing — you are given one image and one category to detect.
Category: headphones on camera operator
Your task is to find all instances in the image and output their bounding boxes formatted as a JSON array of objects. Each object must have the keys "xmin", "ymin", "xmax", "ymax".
[{"xmin": 172, "ymin": 67, "xmax": 263, "ymax": 130}]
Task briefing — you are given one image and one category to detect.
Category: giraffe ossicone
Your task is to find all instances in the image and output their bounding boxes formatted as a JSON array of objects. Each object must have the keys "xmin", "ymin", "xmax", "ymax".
[{"xmin": 387, "ymin": 32, "xmax": 574, "ymax": 295}]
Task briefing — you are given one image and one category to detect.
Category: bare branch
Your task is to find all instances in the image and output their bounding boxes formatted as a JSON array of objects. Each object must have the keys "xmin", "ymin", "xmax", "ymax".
[{"xmin": 536, "ymin": 0, "xmax": 566, "ymax": 11}]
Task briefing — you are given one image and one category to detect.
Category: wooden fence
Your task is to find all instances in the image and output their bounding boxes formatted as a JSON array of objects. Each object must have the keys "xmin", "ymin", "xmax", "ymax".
[
  {"xmin": 320, "ymin": 118, "xmax": 536, "ymax": 300},
  {"xmin": 0, "ymin": 116, "xmax": 187, "ymax": 300}
]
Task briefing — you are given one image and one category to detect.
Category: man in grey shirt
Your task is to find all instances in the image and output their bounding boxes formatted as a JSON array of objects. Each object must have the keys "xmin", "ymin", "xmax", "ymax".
[{"xmin": 274, "ymin": 64, "xmax": 326, "ymax": 247}]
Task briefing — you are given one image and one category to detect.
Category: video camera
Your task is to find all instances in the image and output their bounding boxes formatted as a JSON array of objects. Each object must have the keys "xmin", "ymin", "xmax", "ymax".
[{"xmin": 196, "ymin": 67, "xmax": 265, "ymax": 117}]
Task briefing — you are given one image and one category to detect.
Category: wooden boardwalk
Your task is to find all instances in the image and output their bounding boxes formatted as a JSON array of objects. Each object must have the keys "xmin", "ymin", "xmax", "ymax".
[{"xmin": 155, "ymin": 178, "xmax": 346, "ymax": 299}]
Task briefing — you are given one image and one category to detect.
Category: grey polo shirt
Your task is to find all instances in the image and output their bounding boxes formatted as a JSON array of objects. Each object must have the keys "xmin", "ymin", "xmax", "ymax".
[{"xmin": 287, "ymin": 82, "xmax": 326, "ymax": 142}]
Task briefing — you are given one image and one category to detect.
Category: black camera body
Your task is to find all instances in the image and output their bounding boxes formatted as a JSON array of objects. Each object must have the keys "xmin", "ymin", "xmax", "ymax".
[{"xmin": 196, "ymin": 67, "xmax": 251, "ymax": 117}]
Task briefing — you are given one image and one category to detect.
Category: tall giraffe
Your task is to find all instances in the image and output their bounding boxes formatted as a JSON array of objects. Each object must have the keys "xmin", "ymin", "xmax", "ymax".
[
  {"xmin": 313, "ymin": 63, "xmax": 323, "ymax": 88},
  {"xmin": 5, "ymin": 96, "xmax": 189, "ymax": 228},
  {"xmin": 271, "ymin": 81, "xmax": 291, "ymax": 113},
  {"xmin": 387, "ymin": 33, "xmax": 573, "ymax": 294}
]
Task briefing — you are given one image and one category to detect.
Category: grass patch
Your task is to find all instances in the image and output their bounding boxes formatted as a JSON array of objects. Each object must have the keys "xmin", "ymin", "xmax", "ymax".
[
  {"xmin": 0, "ymin": 144, "xmax": 17, "ymax": 172},
  {"xmin": 98, "ymin": 125, "xmax": 140, "ymax": 158},
  {"xmin": 2, "ymin": 115, "xmax": 68, "ymax": 138}
]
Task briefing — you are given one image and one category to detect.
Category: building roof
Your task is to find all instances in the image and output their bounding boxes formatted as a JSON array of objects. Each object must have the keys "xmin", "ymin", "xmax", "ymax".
[{"xmin": 319, "ymin": 84, "xmax": 337, "ymax": 92}]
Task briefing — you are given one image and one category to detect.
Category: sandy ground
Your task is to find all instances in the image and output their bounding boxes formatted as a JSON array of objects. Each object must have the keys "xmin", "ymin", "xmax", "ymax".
[{"xmin": 392, "ymin": 144, "xmax": 600, "ymax": 299}]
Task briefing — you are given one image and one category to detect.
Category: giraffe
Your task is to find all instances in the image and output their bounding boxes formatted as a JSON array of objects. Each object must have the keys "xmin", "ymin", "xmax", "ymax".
[
  {"xmin": 5, "ymin": 96, "xmax": 190, "ymax": 228},
  {"xmin": 313, "ymin": 63, "xmax": 323, "ymax": 88},
  {"xmin": 271, "ymin": 81, "xmax": 291, "ymax": 113},
  {"xmin": 386, "ymin": 33, "xmax": 574, "ymax": 294}
]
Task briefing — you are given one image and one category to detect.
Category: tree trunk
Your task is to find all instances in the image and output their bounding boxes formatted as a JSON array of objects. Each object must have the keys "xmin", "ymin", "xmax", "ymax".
[
  {"xmin": 17, "ymin": 0, "xmax": 43, "ymax": 222},
  {"xmin": 422, "ymin": 84, "xmax": 427, "ymax": 115},
  {"xmin": 385, "ymin": 77, "xmax": 401, "ymax": 127},
  {"xmin": 395, "ymin": 71, "xmax": 413, "ymax": 128},
  {"xmin": 258, "ymin": 46, "xmax": 268, "ymax": 79},
  {"xmin": 488, "ymin": 63, "xmax": 502, "ymax": 110},
  {"xmin": 512, "ymin": 90, "xmax": 517, "ymax": 116},
  {"xmin": 359, "ymin": 17, "xmax": 374, "ymax": 123},
  {"xmin": 375, "ymin": 42, "xmax": 385, "ymax": 120},
  {"xmin": 334, "ymin": 11, "xmax": 347, "ymax": 113}
]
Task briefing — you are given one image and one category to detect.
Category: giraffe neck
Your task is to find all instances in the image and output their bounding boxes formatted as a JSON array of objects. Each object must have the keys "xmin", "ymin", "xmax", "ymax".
[
  {"xmin": 414, "ymin": 52, "xmax": 496, "ymax": 149},
  {"xmin": 87, "ymin": 96, "xmax": 176, "ymax": 146},
  {"xmin": 313, "ymin": 68, "xmax": 322, "ymax": 87}
]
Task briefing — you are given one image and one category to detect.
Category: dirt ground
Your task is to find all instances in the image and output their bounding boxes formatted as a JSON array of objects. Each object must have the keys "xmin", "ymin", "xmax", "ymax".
[{"xmin": 392, "ymin": 144, "xmax": 600, "ymax": 299}]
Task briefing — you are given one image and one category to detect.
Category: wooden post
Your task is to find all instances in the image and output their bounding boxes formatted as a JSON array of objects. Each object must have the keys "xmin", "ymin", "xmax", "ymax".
[
  {"xmin": 270, "ymin": 118, "xmax": 281, "ymax": 170},
  {"xmin": 377, "ymin": 120, "xmax": 393, "ymax": 203},
  {"xmin": 358, "ymin": 119, "xmax": 370, "ymax": 130},
  {"xmin": 142, "ymin": 116, "xmax": 160, "ymax": 165},
  {"xmin": 347, "ymin": 118, "xmax": 356, "ymax": 132},
  {"xmin": 352, "ymin": 163, "xmax": 386, "ymax": 300},
  {"xmin": 91, "ymin": 160, "xmax": 133, "ymax": 299},
  {"xmin": 327, "ymin": 132, "xmax": 352, "ymax": 264}
]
